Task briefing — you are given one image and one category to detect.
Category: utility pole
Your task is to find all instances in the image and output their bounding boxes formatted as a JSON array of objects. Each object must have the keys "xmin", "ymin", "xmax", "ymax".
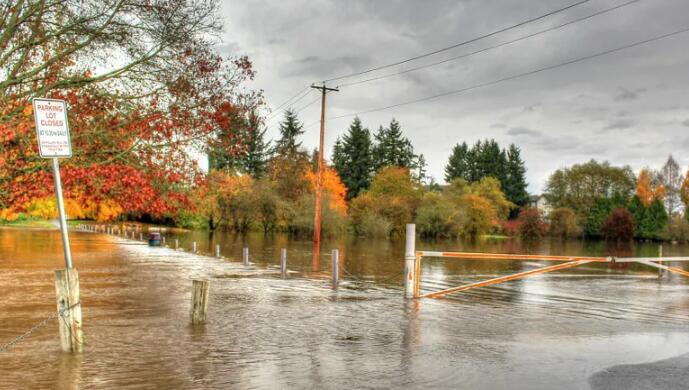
[{"xmin": 311, "ymin": 83, "xmax": 338, "ymax": 271}]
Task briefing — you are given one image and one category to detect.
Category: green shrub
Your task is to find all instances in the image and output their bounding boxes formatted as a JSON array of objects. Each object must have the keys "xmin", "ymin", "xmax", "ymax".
[
  {"xmin": 415, "ymin": 193, "xmax": 460, "ymax": 238},
  {"xmin": 548, "ymin": 208, "xmax": 581, "ymax": 238}
]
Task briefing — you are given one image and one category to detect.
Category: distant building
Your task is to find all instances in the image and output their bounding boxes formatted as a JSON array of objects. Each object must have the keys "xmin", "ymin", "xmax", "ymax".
[{"xmin": 530, "ymin": 195, "xmax": 553, "ymax": 215}]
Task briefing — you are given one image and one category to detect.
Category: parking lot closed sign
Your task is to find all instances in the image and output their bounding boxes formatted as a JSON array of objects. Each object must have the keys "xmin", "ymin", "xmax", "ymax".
[{"xmin": 33, "ymin": 98, "xmax": 71, "ymax": 158}]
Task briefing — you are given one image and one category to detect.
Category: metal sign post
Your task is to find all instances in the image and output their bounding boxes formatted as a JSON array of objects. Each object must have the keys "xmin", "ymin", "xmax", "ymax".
[
  {"xmin": 51, "ymin": 157, "xmax": 73, "ymax": 268},
  {"xmin": 33, "ymin": 97, "xmax": 83, "ymax": 352},
  {"xmin": 33, "ymin": 98, "xmax": 73, "ymax": 268}
]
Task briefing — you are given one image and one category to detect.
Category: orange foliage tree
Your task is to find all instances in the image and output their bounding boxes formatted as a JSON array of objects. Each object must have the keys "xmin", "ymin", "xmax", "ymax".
[
  {"xmin": 305, "ymin": 166, "xmax": 348, "ymax": 215},
  {"xmin": 1, "ymin": 2, "xmax": 261, "ymax": 222},
  {"xmin": 635, "ymin": 169, "xmax": 665, "ymax": 207}
]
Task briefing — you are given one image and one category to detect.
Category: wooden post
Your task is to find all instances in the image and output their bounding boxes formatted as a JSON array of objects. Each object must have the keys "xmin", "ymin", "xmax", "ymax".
[
  {"xmin": 190, "ymin": 280, "xmax": 209, "ymax": 325},
  {"xmin": 280, "ymin": 248, "xmax": 287, "ymax": 279},
  {"xmin": 243, "ymin": 247, "xmax": 249, "ymax": 266},
  {"xmin": 192, "ymin": 241, "xmax": 197, "ymax": 253},
  {"xmin": 404, "ymin": 224, "xmax": 416, "ymax": 299},
  {"xmin": 162, "ymin": 236, "xmax": 166, "ymax": 245},
  {"xmin": 175, "ymin": 239, "xmax": 179, "ymax": 250},
  {"xmin": 215, "ymin": 244, "xmax": 221, "ymax": 258},
  {"xmin": 54, "ymin": 269, "xmax": 84, "ymax": 352},
  {"xmin": 332, "ymin": 249, "xmax": 339, "ymax": 289},
  {"xmin": 139, "ymin": 232, "xmax": 143, "ymax": 241}
]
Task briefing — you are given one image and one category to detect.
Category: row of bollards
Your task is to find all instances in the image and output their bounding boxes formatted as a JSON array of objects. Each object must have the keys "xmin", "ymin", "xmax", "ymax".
[
  {"xmin": 189, "ymin": 247, "xmax": 342, "ymax": 325},
  {"xmin": 79, "ymin": 225, "xmax": 342, "ymax": 287},
  {"xmin": 78, "ymin": 224, "xmax": 344, "ymax": 328}
]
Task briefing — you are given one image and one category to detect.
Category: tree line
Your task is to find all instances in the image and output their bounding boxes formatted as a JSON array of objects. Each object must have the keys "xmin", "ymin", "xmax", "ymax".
[{"xmin": 537, "ymin": 157, "xmax": 689, "ymax": 242}]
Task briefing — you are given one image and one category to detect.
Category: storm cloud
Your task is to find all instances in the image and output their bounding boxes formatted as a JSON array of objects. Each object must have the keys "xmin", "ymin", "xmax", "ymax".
[{"xmin": 216, "ymin": 0, "xmax": 689, "ymax": 192}]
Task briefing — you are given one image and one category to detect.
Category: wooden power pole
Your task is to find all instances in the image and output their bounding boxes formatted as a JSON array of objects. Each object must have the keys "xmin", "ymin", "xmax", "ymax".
[{"xmin": 311, "ymin": 83, "xmax": 338, "ymax": 271}]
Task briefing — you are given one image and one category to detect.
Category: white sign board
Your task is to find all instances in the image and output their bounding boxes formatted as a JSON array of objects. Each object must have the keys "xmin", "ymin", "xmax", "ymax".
[{"xmin": 33, "ymin": 98, "xmax": 71, "ymax": 158}]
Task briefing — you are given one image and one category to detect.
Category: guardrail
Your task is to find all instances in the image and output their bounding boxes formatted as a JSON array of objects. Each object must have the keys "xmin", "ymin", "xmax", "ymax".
[{"xmin": 402, "ymin": 224, "xmax": 689, "ymax": 300}]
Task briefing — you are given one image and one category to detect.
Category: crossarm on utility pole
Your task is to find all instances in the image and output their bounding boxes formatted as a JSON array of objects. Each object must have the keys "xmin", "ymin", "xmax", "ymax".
[{"xmin": 420, "ymin": 260, "xmax": 592, "ymax": 299}]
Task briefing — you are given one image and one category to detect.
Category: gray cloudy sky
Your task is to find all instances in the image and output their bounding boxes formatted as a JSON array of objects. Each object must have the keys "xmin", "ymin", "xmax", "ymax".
[{"xmin": 216, "ymin": 0, "xmax": 689, "ymax": 193}]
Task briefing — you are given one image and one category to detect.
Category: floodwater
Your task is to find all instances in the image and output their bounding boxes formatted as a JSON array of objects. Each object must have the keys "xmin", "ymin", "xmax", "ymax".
[{"xmin": 1, "ymin": 227, "xmax": 689, "ymax": 389}]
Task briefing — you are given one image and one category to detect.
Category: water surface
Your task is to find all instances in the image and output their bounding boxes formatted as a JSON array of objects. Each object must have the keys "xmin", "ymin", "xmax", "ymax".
[{"xmin": 1, "ymin": 227, "xmax": 689, "ymax": 389}]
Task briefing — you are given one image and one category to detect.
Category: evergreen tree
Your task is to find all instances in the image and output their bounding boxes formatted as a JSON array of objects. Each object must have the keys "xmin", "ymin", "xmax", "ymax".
[
  {"xmin": 241, "ymin": 110, "xmax": 269, "ymax": 178},
  {"xmin": 332, "ymin": 117, "xmax": 374, "ymax": 199},
  {"xmin": 445, "ymin": 142, "xmax": 469, "ymax": 182},
  {"xmin": 372, "ymin": 118, "xmax": 417, "ymax": 171},
  {"xmin": 273, "ymin": 109, "xmax": 304, "ymax": 158},
  {"xmin": 208, "ymin": 110, "xmax": 251, "ymax": 173},
  {"xmin": 584, "ymin": 197, "xmax": 627, "ymax": 237},
  {"xmin": 269, "ymin": 109, "xmax": 310, "ymax": 201},
  {"xmin": 414, "ymin": 153, "xmax": 427, "ymax": 184},
  {"xmin": 628, "ymin": 196, "xmax": 668, "ymax": 240},
  {"xmin": 504, "ymin": 144, "xmax": 529, "ymax": 207}
]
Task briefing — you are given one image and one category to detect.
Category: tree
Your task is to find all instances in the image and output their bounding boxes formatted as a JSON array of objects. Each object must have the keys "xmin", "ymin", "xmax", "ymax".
[
  {"xmin": 0, "ymin": 1, "xmax": 261, "ymax": 220},
  {"xmin": 273, "ymin": 110, "xmax": 305, "ymax": 158},
  {"xmin": 548, "ymin": 208, "xmax": 581, "ymax": 238},
  {"xmin": 268, "ymin": 110, "xmax": 310, "ymax": 201},
  {"xmin": 445, "ymin": 142, "xmax": 470, "ymax": 182},
  {"xmin": 461, "ymin": 194, "xmax": 498, "ymax": 239},
  {"xmin": 372, "ymin": 119, "xmax": 417, "ymax": 171},
  {"xmin": 242, "ymin": 111, "xmax": 270, "ymax": 178},
  {"xmin": 585, "ymin": 198, "xmax": 626, "ymax": 237},
  {"xmin": 628, "ymin": 196, "xmax": 668, "ymax": 240},
  {"xmin": 414, "ymin": 154, "xmax": 428, "ymax": 184},
  {"xmin": 517, "ymin": 207, "xmax": 547, "ymax": 241},
  {"xmin": 504, "ymin": 144, "xmax": 530, "ymax": 207},
  {"xmin": 635, "ymin": 168, "xmax": 665, "ymax": 207},
  {"xmin": 601, "ymin": 208, "xmax": 635, "ymax": 241},
  {"xmin": 332, "ymin": 117, "xmax": 374, "ymax": 199},
  {"xmin": 193, "ymin": 171, "xmax": 252, "ymax": 232},
  {"xmin": 544, "ymin": 160, "xmax": 636, "ymax": 219},
  {"xmin": 415, "ymin": 193, "xmax": 461, "ymax": 238},
  {"xmin": 0, "ymin": 1, "xmax": 223, "ymax": 102},
  {"xmin": 659, "ymin": 155, "xmax": 684, "ymax": 216},
  {"xmin": 681, "ymin": 170, "xmax": 689, "ymax": 221},
  {"xmin": 473, "ymin": 139, "xmax": 507, "ymax": 184},
  {"xmin": 444, "ymin": 140, "xmax": 527, "ymax": 208},
  {"xmin": 352, "ymin": 167, "xmax": 421, "ymax": 237}
]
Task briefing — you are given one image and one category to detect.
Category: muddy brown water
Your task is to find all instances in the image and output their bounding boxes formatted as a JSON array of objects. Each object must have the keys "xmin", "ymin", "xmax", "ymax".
[{"xmin": 1, "ymin": 227, "xmax": 689, "ymax": 389}]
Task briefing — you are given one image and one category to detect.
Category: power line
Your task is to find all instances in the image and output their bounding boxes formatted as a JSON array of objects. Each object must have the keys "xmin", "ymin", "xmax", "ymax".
[
  {"xmin": 322, "ymin": 0, "xmax": 592, "ymax": 83},
  {"xmin": 265, "ymin": 86, "xmax": 312, "ymax": 120},
  {"xmin": 294, "ymin": 95, "xmax": 321, "ymax": 114},
  {"xmin": 328, "ymin": 25, "xmax": 689, "ymax": 121},
  {"xmin": 265, "ymin": 89, "xmax": 316, "ymax": 127},
  {"xmin": 339, "ymin": 0, "xmax": 641, "ymax": 88}
]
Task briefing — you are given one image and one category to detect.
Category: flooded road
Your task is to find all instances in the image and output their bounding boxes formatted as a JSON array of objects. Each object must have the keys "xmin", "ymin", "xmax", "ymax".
[{"xmin": 1, "ymin": 227, "xmax": 689, "ymax": 389}]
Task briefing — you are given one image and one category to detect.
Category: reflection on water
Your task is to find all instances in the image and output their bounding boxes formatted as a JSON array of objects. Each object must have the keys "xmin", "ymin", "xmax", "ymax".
[{"xmin": 1, "ymin": 227, "xmax": 689, "ymax": 389}]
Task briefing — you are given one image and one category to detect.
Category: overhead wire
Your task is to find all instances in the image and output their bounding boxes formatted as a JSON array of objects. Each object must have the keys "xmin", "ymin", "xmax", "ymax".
[
  {"xmin": 327, "ymin": 25, "xmax": 689, "ymax": 121},
  {"xmin": 338, "ymin": 0, "xmax": 642, "ymax": 88},
  {"xmin": 321, "ymin": 0, "xmax": 592, "ymax": 83},
  {"xmin": 265, "ymin": 86, "xmax": 312, "ymax": 120}
]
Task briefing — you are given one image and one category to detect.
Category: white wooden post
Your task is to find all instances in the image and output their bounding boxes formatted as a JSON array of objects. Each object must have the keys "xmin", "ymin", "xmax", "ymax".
[{"xmin": 404, "ymin": 224, "xmax": 416, "ymax": 299}]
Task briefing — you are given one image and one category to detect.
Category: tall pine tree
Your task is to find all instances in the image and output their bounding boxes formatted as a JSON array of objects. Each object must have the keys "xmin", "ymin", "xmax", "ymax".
[
  {"xmin": 241, "ymin": 110, "xmax": 270, "ymax": 178},
  {"xmin": 443, "ymin": 139, "xmax": 529, "ymax": 208},
  {"xmin": 445, "ymin": 142, "xmax": 469, "ymax": 182},
  {"xmin": 269, "ymin": 109, "xmax": 310, "ymax": 201},
  {"xmin": 273, "ymin": 109, "xmax": 304, "ymax": 158},
  {"xmin": 332, "ymin": 117, "xmax": 374, "ymax": 199},
  {"xmin": 372, "ymin": 118, "xmax": 417, "ymax": 171},
  {"xmin": 504, "ymin": 144, "xmax": 529, "ymax": 207}
]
